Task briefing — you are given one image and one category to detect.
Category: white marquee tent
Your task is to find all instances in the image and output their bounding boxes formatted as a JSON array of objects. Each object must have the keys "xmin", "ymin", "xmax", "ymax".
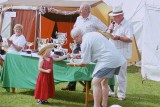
[
  {"xmin": 141, "ymin": 0, "xmax": 160, "ymax": 81},
  {"xmin": 0, "ymin": 0, "xmax": 101, "ymax": 38},
  {"xmin": 0, "ymin": 0, "xmax": 100, "ymax": 7},
  {"xmin": 0, "ymin": 0, "xmax": 110, "ymax": 51},
  {"xmin": 105, "ymin": 0, "xmax": 160, "ymax": 82}
]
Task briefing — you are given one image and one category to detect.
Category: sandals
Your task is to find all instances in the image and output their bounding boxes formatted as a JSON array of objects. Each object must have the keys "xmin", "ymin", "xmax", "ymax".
[
  {"xmin": 43, "ymin": 100, "xmax": 49, "ymax": 104},
  {"xmin": 37, "ymin": 100, "xmax": 49, "ymax": 104},
  {"xmin": 37, "ymin": 100, "xmax": 44, "ymax": 104}
]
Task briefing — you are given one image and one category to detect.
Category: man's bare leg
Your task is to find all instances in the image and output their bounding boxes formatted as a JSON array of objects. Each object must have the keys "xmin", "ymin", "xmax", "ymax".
[
  {"xmin": 92, "ymin": 77, "xmax": 103, "ymax": 107},
  {"xmin": 101, "ymin": 79, "xmax": 108, "ymax": 107}
]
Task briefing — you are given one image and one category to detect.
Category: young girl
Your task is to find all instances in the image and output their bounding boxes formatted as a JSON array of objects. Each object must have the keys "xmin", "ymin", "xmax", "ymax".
[{"xmin": 34, "ymin": 44, "xmax": 69, "ymax": 104}]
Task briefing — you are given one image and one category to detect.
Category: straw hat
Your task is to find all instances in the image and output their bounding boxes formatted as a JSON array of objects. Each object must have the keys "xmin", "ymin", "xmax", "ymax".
[
  {"xmin": 38, "ymin": 43, "xmax": 54, "ymax": 56},
  {"xmin": 109, "ymin": 6, "xmax": 123, "ymax": 16}
]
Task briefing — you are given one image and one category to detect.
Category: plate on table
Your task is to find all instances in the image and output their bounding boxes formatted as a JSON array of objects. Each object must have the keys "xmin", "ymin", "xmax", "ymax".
[{"xmin": 20, "ymin": 52, "xmax": 32, "ymax": 56}]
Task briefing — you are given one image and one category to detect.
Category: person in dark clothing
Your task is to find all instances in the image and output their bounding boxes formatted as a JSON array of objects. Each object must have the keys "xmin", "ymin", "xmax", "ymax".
[
  {"xmin": 61, "ymin": 44, "xmax": 81, "ymax": 91},
  {"xmin": 61, "ymin": 43, "xmax": 92, "ymax": 91},
  {"xmin": 0, "ymin": 35, "xmax": 6, "ymax": 66},
  {"xmin": 0, "ymin": 35, "xmax": 5, "ymax": 55}
]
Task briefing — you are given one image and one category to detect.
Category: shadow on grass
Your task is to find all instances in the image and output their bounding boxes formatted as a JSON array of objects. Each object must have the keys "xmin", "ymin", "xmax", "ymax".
[
  {"xmin": 17, "ymin": 89, "xmax": 89, "ymax": 106},
  {"xmin": 17, "ymin": 89, "xmax": 34, "ymax": 95},
  {"xmin": 54, "ymin": 90, "xmax": 85, "ymax": 103},
  {"xmin": 46, "ymin": 101, "xmax": 86, "ymax": 107},
  {"xmin": 5, "ymin": 88, "xmax": 160, "ymax": 107}
]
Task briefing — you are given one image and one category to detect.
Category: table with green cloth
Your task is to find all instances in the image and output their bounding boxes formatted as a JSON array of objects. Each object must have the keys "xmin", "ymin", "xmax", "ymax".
[{"xmin": 0, "ymin": 53, "xmax": 115, "ymax": 107}]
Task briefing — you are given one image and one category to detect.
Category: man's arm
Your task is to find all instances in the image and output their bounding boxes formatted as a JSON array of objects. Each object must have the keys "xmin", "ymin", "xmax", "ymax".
[
  {"xmin": 12, "ymin": 43, "xmax": 23, "ymax": 51},
  {"xmin": 114, "ymin": 35, "xmax": 132, "ymax": 43},
  {"xmin": 67, "ymin": 62, "xmax": 87, "ymax": 67},
  {"xmin": 67, "ymin": 55, "xmax": 87, "ymax": 67}
]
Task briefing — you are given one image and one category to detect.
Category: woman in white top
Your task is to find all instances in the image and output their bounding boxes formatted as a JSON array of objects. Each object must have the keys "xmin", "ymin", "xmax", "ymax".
[
  {"xmin": 0, "ymin": 24, "xmax": 26, "ymax": 60},
  {"xmin": 7, "ymin": 24, "xmax": 26, "ymax": 53}
]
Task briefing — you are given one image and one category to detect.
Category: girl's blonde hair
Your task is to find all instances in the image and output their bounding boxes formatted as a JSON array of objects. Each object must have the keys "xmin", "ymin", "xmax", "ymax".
[{"xmin": 43, "ymin": 48, "xmax": 52, "ymax": 56}]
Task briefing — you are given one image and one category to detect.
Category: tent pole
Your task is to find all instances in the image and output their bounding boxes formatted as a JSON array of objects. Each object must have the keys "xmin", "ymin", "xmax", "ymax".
[
  {"xmin": 39, "ymin": 12, "xmax": 41, "ymax": 38},
  {"xmin": 34, "ymin": 9, "xmax": 40, "ymax": 50},
  {"xmin": 0, "ymin": 7, "xmax": 4, "ymax": 34},
  {"xmin": 34, "ymin": 9, "xmax": 38, "ymax": 50},
  {"xmin": 0, "ymin": 12, "xmax": 2, "ymax": 34}
]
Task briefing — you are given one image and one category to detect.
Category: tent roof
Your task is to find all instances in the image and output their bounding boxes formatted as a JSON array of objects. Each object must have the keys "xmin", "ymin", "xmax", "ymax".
[{"xmin": 0, "ymin": 0, "xmax": 101, "ymax": 7}]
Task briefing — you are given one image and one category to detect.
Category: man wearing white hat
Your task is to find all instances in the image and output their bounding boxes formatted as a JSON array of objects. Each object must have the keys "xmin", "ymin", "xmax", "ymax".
[{"xmin": 107, "ymin": 5, "xmax": 133, "ymax": 101}]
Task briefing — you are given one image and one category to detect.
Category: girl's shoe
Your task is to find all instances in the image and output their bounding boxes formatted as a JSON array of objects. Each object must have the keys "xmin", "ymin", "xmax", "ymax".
[
  {"xmin": 37, "ymin": 100, "xmax": 44, "ymax": 104},
  {"xmin": 43, "ymin": 100, "xmax": 49, "ymax": 104}
]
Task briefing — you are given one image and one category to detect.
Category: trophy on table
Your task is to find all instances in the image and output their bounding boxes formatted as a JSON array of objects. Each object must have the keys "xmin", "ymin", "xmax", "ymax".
[
  {"xmin": 37, "ymin": 38, "xmax": 49, "ymax": 51},
  {"xmin": 51, "ymin": 32, "xmax": 68, "ymax": 56},
  {"xmin": 51, "ymin": 38, "xmax": 59, "ymax": 47},
  {"xmin": 26, "ymin": 42, "xmax": 33, "ymax": 54},
  {"xmin": 56, "ymin": 32, "xmax": 67, "ymax": 49},
  {"xmin": 69, "ymin": 42, "xmax": 82, "ymax": 63},
  {"xmin": 69, "ymin": 42, "xmax": 76, "ymax": 58}
]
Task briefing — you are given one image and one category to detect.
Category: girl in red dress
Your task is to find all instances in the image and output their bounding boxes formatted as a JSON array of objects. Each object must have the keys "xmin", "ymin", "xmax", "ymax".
[{"xmin": 34, "ymin": 44, "xmax": 69, "ymax": 104}]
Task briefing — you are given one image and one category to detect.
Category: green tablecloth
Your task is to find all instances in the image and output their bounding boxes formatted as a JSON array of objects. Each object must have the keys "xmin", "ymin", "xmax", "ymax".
[{"xmin": 1, "ymin": 53, "xmax": 114, "ymax": 91}]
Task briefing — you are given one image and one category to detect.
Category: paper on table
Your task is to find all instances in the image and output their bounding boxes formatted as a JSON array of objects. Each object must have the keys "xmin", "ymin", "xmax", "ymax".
[
  {"xmin": 31, "ymin": 53, "xmax": 40, "ymax": 58},
  {"xmin": 98, "ymin": 30, "xmax": 113, "ymax": 39},
  {"xmin": 20, "ymin": 52, "xmax": 32, "ymax": 57},
  {"xmin": 20, "ymin": 52, "xmax": 40, "ymax": 58}
]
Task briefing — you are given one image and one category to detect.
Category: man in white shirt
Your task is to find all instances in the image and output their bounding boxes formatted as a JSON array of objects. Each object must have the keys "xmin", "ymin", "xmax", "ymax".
[
  {"xmin": 61, "ymin": 3, "xmax": 108, "ymax": 91},
  {"xmin": 108, "ymin": 6, "xmax": 133, "ymax": 101},
  {"xmin": 74, "ymin": 4, "xmax": 107, "ymax": 33},
  {"xmin": 68, "ymin": 28, "xmax": 125, "ymax": 107}
]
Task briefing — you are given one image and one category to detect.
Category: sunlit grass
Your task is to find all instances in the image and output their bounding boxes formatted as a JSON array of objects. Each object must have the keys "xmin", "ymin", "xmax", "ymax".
[{"xmin": 1, "ymin": 65, "xmax": 160, "ymax": 107}]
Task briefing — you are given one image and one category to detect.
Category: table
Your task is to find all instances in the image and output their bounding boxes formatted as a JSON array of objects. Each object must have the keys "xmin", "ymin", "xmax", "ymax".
[{"xmin": 1, "ymin": 53, "xmax": 114, "ymax": 107}]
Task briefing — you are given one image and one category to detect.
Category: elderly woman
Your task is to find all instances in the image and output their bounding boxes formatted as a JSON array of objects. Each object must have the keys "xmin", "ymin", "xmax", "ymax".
[
  {"xmin": 0, "ymin": 24, "xmax": 26, "ymax": 61},
  {"xmin": 7, "ymin": 24, "xmax": 26, "ymax": 53}
]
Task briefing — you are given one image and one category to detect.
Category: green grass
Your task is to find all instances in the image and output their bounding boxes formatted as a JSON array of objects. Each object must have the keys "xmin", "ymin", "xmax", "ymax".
[{"xmin": 1, "ymin": 66, "xmax": 160, "ymax": 107}]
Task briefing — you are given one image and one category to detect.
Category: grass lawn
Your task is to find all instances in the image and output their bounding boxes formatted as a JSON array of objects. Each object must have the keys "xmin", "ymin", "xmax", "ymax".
[{"xmin": 0, "ymin": 65, "xmax": 160, "ymax": 107}]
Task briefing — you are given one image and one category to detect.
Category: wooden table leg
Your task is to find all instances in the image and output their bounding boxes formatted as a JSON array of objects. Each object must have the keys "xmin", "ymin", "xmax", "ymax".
[
  {"xmin": 11, "ymin": 88, "xmax": 15, "ymax": 93},
  {"xmin": 85, "ymin": 81, "xmax": 89, "ymax": 107}
]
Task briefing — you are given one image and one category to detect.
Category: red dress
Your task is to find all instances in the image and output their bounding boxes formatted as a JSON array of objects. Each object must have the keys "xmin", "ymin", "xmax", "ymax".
[{"xmin": 34, "ymin": 57, "xmax": 55, "ymax": 100}]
